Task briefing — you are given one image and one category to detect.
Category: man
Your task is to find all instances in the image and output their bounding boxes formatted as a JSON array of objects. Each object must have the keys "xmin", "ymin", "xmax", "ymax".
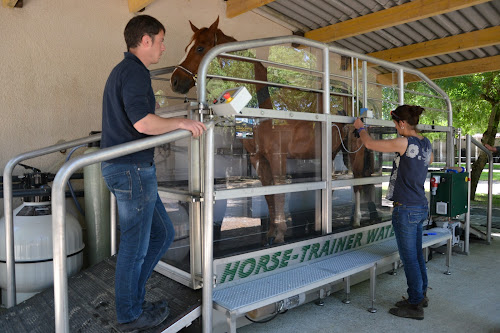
[{"xmin": 101, "ymin": 15, "xmax": 206, "ymax": 332}]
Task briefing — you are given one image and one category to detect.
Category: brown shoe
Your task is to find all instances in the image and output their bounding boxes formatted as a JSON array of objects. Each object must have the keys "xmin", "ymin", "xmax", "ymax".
[
  {"xmin": 389, "ymin": 302, "xmax": 424, "ymax": 320},
  {"xmin": 395, "ymin": 294, "xmax": 428, "ymax": 308}
]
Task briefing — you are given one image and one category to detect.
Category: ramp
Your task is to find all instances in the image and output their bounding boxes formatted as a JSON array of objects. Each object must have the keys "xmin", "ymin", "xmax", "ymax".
[{"xmin": 0, "ymin": 256, "xmax": 201, "ymax": 332}]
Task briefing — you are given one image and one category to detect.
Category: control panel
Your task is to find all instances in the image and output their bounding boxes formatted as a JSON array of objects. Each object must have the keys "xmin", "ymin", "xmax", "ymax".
[
  {"xmin": 430, "ymin": 171, "xmax": 469, "ymax": 217},
  {"xmin": 210, "ymin": 87, "xmax": 252, "ymax": 117}
]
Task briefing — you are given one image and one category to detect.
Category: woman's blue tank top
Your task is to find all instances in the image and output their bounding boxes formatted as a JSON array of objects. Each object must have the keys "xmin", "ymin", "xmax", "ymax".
[{"xmin": 386, "ymin": 136, "xmax": 432, "ymax": 206}]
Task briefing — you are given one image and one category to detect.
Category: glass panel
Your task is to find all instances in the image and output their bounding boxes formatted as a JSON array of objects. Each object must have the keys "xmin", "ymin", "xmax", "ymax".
[
  {"xmin": 331, "ymin": 183, "xmax": 390, "ymax": 232},
  {"xmin": 213, "ymin": 191, "xmax": 322, "ymax": 258},
  {"xmin": 160, "ymin": 198, "xmax": 191, "ymax": 272},
  {"xmin": 210, "ymin": 120, "xmax": 323, "ymax": 191},
  {"xmin": 155, "ymin": 136, "xmax": 191, "ymax": 191}
]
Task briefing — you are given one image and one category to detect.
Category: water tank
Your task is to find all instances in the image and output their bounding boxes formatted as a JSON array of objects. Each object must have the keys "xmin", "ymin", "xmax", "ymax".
[{"xmin": 0, "ymin": 201, "xmax": 84, "ymax": 305}]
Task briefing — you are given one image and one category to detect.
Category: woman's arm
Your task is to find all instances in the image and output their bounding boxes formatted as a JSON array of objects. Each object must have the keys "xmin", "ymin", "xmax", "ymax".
[{"xmin": 354, "ymin": 118, "xmax": 407, "ymax": 155}]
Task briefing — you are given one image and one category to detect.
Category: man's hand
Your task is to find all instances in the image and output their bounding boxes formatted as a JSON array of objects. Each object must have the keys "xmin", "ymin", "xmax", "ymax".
[
  {"xmin": 178, "ymin": 119, "xmax": 206, "ymax": 138},
  {"xmin": 134, "ymin": 114, "xmax": 206, "ymax": 137}
]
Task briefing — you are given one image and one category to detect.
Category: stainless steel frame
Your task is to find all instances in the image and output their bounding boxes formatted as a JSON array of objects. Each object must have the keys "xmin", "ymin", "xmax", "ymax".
[
  {"xmin": 2, "ymin": 35, "xmax": 457, "ymax": 333},
  {"xmin": 195, "ymin": 35, "xmax": 454, "ymax": 332}
]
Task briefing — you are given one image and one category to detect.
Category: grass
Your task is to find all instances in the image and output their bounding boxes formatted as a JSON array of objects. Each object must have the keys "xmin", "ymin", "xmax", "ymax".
[
  {"xmin": 472, "ymin": 193, "xmax": 500, "ymax": 207},
  {"xmin": 479, "ymin": 171, "xmax": 500, "ymax": 182}
]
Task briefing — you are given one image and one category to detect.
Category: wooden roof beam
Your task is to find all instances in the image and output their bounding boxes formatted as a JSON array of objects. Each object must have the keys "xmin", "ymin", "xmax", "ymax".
[
  {"xmin": 305, "ymin": 0, "xmax": 491, "ymax": 44},
  {"xmin": 226, "ymin": 0, "xmax": 276, "ymax": 18},
  {"xmin": 2, "ymin": 0, "xmax": 21, "ymax": 8},
  {"xmin": 367, "ymin": 26, "xmax": 500, "ymax": 64},
  {"xmin": 377, "ymin": 55, "xmax": 500, "ymax": 85},
  {"xmin": 128, "ymin": 0, "xmax": 156, "ymax": 13}
]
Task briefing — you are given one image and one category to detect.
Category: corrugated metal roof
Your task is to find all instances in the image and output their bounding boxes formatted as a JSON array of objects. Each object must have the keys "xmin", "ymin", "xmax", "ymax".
[{"xmin": 254, "ymin": 0, "xmax": 500, "ymax": 75}]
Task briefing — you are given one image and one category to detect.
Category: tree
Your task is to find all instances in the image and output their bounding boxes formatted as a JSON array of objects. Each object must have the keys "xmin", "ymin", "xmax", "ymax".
[{"xmin": 434, "ymin": 72, "xmax": 500, "ymax": 199}]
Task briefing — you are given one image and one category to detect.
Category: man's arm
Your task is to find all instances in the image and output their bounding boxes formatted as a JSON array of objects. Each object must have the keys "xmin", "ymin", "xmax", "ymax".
[{"xmin": 134, "ymin": 114, "xmax": 206, "ymax": 137}]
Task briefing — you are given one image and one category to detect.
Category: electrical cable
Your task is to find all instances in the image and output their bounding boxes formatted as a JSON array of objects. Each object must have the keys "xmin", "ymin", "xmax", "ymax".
[
  {"xmin": 332, "ymin": 123, "xmax": 364, "ymax": 154},
  {"xmin": 244, "ymin": 301, "xmax": 288, "ymax": 324}
]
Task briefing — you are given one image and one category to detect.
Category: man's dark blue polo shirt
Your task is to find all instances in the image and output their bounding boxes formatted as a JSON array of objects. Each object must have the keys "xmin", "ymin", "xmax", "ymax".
[{"xmin": 101, "ymin": 52, "xmax": 156, "ymax": 163}]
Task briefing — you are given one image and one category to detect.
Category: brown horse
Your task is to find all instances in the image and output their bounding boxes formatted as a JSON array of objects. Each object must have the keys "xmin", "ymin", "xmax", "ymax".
[{"xmin": 171, "ymin": 18, "xmax": 374, "ymax": 243}]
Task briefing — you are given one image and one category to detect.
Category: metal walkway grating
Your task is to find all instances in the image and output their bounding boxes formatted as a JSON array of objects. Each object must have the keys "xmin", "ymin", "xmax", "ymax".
[
  {"xmin": 213, "ymin": 232, "xmax": 450, "ymax": 315},
  {"xmin": 0, "ymin": 256, "xmax": 201, "ymax": 333}
]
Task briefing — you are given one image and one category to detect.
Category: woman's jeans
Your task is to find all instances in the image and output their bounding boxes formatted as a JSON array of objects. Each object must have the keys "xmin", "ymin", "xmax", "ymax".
[
  {"xmin": 102, "ymin": 162, "xmax": 175, "ymax": 323},
  {"xmin": 392, "ymin": 204, "xmax": 428, "ymax": 305}
]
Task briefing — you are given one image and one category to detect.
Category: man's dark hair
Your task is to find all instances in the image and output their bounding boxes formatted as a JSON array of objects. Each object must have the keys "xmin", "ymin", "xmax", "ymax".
[{"xmin": 124, "ymin": 15, "xmax": 165, "ymax": 51}]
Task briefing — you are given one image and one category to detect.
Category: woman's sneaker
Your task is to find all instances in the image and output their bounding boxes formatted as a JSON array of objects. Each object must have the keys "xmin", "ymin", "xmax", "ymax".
[
  {"xmin": 395, "ymin": 294, "xmax": 428, "ymax": 308},
  {"xmin": 389, "ymin": 302, "xmax": 424, "ymax": 320}
]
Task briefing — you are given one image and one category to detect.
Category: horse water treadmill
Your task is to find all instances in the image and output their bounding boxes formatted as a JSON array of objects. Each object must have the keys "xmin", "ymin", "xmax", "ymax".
[
  {"xmin": 146, "ymin": 36, "xmax": 454, "ymax": 331},
  {"xmin": 23, "ymin": 35, "xmax": 456, "ymax": 332}
]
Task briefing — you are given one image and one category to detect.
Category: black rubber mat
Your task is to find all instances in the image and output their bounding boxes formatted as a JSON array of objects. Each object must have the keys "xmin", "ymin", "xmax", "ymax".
[{"xmin": 0, "ymin": 256, "xmax": 201, "ymax": 332}]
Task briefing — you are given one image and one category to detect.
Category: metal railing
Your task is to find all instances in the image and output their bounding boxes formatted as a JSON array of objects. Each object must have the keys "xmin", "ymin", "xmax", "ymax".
[
  {"xmin": 2, "ymin": 134, "xmax": 101, "ymax": 308},
  {"xmin": 464, "ymin": 134, "xmax": 494, "ymax": 253},
  {"xmin": 50, "ymin": 124, "xmax": 213, "ymax": 332}
]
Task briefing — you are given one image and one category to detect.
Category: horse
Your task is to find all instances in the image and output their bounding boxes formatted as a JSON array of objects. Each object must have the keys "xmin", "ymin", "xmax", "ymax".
[{"xmin": 170, "ymin": 17, "xmax": 376, "ymax": 244}]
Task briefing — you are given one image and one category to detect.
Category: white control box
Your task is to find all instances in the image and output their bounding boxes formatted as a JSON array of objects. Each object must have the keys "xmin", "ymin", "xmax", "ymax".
[
  {"xmin": 436, "ymin": 202, "xmax": 448, "ymax": 215},
  {"xmin": 210, "ymin": 87, "xmax": 252, "ymax": 117}
]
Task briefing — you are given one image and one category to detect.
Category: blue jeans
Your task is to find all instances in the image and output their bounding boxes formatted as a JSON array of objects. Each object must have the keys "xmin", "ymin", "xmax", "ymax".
[
  {"xmin": 392, "ymin": 204, "xmax": 428, "ymax": 305},
  {"xmin": 102, "ymin": 161, "xmax": 175, "ymax": 323}
]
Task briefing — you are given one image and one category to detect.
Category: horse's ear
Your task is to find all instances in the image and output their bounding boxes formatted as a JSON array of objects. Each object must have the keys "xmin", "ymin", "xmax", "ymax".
[
  {"xmin": 209, "ymin": 16, "xmax": 219, "ymax": 32},
  {"xmin": 189, "ymin": 20, "xmax": 199, "ymax": 33}
]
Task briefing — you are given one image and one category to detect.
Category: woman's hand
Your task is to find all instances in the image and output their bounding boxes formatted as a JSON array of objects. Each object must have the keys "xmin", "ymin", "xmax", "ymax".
[
  {"xmin": 354, "ymin": 118, "xmax": 364, "ymax": 130},
  {"xmin": 485, "ymin": 144, "xmax": 498, "ymax": 153}
]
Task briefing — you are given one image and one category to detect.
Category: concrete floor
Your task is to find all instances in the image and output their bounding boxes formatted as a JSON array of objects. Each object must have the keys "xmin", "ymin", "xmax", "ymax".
[{"xmin": 237, "ymin": 216, "xmax": 500, "ymax": 333}]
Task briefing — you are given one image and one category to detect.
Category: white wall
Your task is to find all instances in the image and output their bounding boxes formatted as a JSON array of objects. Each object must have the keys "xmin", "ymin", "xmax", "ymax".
[{"xmin": 0, "ymin": 0, "xmax": 290, "ymax": 216}]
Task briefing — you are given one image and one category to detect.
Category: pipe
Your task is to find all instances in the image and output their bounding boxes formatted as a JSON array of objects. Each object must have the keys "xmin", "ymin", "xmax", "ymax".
[
  {"xmin": 398, "ymin": 68, "xmax": 404, "ymax": 105},
  {"xmin": 110, "ymin": 192, "xmax": 117, "ymax": 256},
  {"xmin": 202, "ymin": 122, "xmax": 215, "ymax": 333},
  {"xmin": 465, "ymin": 135, "xmax": 471, "ymax": 254}
]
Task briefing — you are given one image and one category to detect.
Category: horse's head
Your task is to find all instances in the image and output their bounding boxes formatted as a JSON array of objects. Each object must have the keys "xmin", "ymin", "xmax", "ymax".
[{"xmin": 171, "ymin": 17, "xmax": 237, "ymax": 94}]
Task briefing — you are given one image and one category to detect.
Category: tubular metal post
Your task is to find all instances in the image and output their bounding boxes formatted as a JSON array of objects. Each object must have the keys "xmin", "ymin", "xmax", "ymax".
[
  {"xmin": 110, "ymin": 192, "xmax": 117, "ymax": 256},
  {"xmin": 202, "ymin": 123, "xmax": 215, "ymax": 333},
  {"xmin": 457, "ymin": 128, "xmax": 462, "ymax": 167},
  {"xmin": 465, "ymin": 135, "xmax": 471, "ymax": 254},
  {"xmin": 368, "ymin": 265, "xmax": 377, "ymax": 313},
  {"xmin": 322, "ymin": 46, "xmax": 332, "ymax": 235},
  {"xmin": 398, "ymin": 68, "xmax": 404, "ymax": 105},
  {"xmin": 351, "ymin": 57, "xmax": 355, "ymax": 117},
  {"xmin": 362, "ymin": 61, "xmax": 368, "ymax": 110},
  {"xmin": 2, "ymin": 134, "xmax": 101, "ymax": 309}
]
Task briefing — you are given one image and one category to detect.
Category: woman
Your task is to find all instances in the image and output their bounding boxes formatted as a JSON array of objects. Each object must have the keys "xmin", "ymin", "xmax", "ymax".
[{"xmin": 354, "ymin": 105, "xmax": 433, "ymax": 320}]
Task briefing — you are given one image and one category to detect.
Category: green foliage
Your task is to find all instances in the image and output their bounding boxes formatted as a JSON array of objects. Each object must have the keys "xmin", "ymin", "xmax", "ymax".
[
  {"xmin": 382, "ymin": 72, "xmax": 500, "ymax": 135},
  {"xmin": 434, "ymin": 73, "xmax": 499, "ymax": 135},
  {"xmin": 206, "ymin": 49, "xmax": 260, "ymax": 107}
]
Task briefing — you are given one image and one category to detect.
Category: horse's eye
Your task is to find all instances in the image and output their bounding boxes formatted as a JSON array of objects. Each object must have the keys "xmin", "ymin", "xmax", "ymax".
[{"xmin": 196, "ymin": 46, "xmax": 204, "ymax": 53}]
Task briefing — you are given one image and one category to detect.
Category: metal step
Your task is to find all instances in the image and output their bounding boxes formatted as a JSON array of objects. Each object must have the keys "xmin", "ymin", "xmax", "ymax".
[
  {"xmin": 0, "ymin": 256, "xmax": 201, "ymax": 333},
  {"xmin": 213, "ymin": 231, "xmax": 451, "ymax": 316}
]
